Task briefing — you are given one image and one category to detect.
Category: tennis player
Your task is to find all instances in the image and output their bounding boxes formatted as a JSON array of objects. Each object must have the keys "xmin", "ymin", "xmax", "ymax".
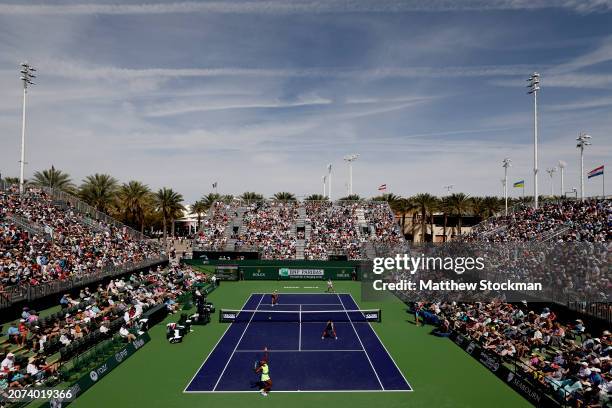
[
  {"xmin": 271, "ymin": 290, "xmax": 279, "ymax": 307},
  {"xmin": 254, "ymin": 347, "xmax": 272, "ymax": 396},
  {"xmin": 325, "ymin": 278, "xmax": 334, "ymax": 293},
  {"xmin": 321, "ymin": 320, "xmax": 337, "ymax": 340}
]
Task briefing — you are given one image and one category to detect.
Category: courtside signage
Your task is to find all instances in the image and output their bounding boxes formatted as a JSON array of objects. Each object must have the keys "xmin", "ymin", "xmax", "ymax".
[{"xmin": 279, "ymin": 268, "xmax": 324, "ymax": 278}]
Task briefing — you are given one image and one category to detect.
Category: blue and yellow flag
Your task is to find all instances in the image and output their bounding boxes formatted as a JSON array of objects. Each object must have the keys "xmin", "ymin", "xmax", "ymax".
[{"xmin": 513, "ymin": 180, "xmax": 525, "ymax": 188}]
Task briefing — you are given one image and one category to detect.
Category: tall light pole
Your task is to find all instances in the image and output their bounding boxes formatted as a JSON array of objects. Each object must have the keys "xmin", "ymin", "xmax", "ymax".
[
  {"xmin": 527, "ymin": 72, "xmax": 540, "ymax": 210},
  {"xmin": 19, "ymin": 62, "xmax": 36, "ymax": 195},
  {"xmin": 527, "ymin": 72, "xmax": 540, "ymax": 209},
  {"xmin": 502, "ymin": 158, "xmax": 511, "ymax": 216},
  {"xmin": 443, "ymin": 184, "xmax": 454, "ymax": 195},
  {"xmin": 546, "ymin": 167, "xmax": 557, "ymax": 197},
  {"xmin": 343, "ymin": 154, "xmax": 359, "ymax": 195},
  {"xmin": 558, "ymin": 160, "xmax": 566, "ymax": 198},
  {"xmin": 327, "ymin": 164, "xmax": 332, "ymax": 200},
  {"xmin": 576, "ymin": 132, "xmax": 591, "ymax": 201},
  {"xmin": 322, "ymin": 175, "xmax": 327, "ymax": 197}
]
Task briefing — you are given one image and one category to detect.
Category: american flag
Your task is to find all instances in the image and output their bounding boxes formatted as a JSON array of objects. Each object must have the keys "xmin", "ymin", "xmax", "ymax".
[{"xmin": 378, "ymin": 184, "xmax": 387, "ymax": 191}]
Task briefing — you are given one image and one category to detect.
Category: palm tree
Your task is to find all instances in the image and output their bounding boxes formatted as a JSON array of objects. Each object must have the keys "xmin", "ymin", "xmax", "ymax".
[
  {"xmin": 117, "ymin": 181, "xmax": 151, "ymax": 233},
  {"xmin": 471, "ymin": 196, "xmax": 486, "ymax": 220},
  {"xmin": 30, "ymin": 166, "xmax": 74, "ymax": 192},
  {"xmin": 153, "ymin": 188, "xmax": 184, "ymax": 246},
  {"xmin": 390, "ymin": 198, "xmax": 417, "ymax": 237},
  {"xmin": 240, "ymin": 192, "xmax": 263, "ymax": 201},
  {"xmin": 447, "ymin": 193, "xmax": 472, "ymax": 236},
  {"xmin": 482, "ymin": 196, "xmax": 502, "ymax": 219},
  {"xmin": 371, "ymin": 193, "xmax": 401, "ymax": 203},
  {"xmin": 439, "ymin": 196, "xmax": 452, "ymax": 242},
  {"xmin": 412, "ymin": 193, "xmax": 438, "ymax": 242},
  {"xmin": 305, "ymin": 194, "xmax": 328, "ymax": 201},
  {"xmin": 191, "ymin": 200, "xmax": 208, "ymax": 231},
  {"xmin": 79, "ymin": 173, "xmax": 119, "ymax": 213},
  {"xmin": 339, "ymin": 194, "xmax": 361, "ymax": 201},
  {"xmin": 2, "ymin": 177, "xmax": 20, "ymax": 185},
  {"xmin": 201, "ymin": 193, "xmax": 221, "ymax": 209},
  {"xmin": 273, "ymin": 192, "xmax": 296, "ymax": 201}
]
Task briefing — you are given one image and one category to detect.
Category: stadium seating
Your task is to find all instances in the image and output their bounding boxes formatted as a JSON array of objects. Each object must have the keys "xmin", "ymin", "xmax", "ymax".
[
  {"xmin": 194, "ymin": 199, "xmax": 404, "ymax": 260},
  {"xmin": 1, "ymin": 185, "xmax": 162, "ymax": 290}
]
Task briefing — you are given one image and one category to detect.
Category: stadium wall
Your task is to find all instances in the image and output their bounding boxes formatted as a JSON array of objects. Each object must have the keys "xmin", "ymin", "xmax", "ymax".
[{"xmin": 183, "ymin": 259, "xmax": 361, "ymax": 281}]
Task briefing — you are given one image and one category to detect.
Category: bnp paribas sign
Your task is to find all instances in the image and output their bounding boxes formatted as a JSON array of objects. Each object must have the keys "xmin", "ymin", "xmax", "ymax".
[{"xmin": 279, "ymin": 268, "xmax": 325, "ymax": 279}]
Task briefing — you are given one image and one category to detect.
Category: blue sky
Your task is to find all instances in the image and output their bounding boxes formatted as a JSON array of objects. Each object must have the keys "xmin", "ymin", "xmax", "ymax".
[{"xmin": 0, "ymin": 0, "xmax": 611, "ymax": 202}]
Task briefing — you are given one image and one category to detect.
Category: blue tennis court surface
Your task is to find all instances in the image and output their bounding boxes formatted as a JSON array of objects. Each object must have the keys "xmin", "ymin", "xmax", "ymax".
[{"xmin": 184, "ymin": 293, "xmax": 412, "ymax": 392}]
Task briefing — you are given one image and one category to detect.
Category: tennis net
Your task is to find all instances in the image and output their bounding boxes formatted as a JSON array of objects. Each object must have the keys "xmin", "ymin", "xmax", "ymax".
[{"xmin": 219, "ymin": 309, "xmax": 382, "ymax": 323}]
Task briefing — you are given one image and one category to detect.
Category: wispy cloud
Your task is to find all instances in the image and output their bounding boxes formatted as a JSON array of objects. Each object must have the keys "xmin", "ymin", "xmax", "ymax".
[
  {"xmin": 25, "ymin": 59, "xmax": 537, "ymax": 81},
  {"xmin": 1, "ymin": 0, "xmax": 611, "ymax": 15},
  {"xmin": 144, "ymin": 96, "xmax": 333, "ymax": 117}
]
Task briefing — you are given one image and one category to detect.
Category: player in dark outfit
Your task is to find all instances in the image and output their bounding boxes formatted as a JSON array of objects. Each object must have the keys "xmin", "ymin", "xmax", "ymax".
[{"xmin": 321, "ymin": 320, "xmax": 337, "ymax": 340}]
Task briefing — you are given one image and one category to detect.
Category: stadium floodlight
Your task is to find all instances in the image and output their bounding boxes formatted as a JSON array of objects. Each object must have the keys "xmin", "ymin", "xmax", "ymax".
[
  {"xmin": 19, "ymin": 62, "xmax": 36, "ymax": 195},
  {"xmin": 576, "ymin": 132, "xmax": 591, "ymax": 201},
  {"xmin": 443, "ymin": 184, "xmax": 454, "ymax": 194},
  {"xmin": 327, "ymin": 164, "xmax": 332, "ymax": 200},
  {"xmin": 343, "ymin": 154, "xmax": 359, "ymax": 195},
  {"xmin": 527, "ymin": 72, "xmax": 540, "ymax": 209},
  {"xmin": 546, "ymin": 167, "xmax": 557, "ymax": 197},
  {"xmin": 558, "ymin": 160, "xmax": 567, "ymax": 198},
  {"xmin": 502, "ymin": 158, "xmax": 511, "ymax": 216}
]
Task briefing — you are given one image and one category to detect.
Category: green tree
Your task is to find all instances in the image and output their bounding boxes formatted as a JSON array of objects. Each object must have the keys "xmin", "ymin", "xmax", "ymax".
[
  {"xmin": 411, "ymin": 193, "xmax": 438, "ymax": 242},
  {"xmin": 154, "ymin": 188, "xmax": 184, "ymax": 246},
  {"xmin": 371, "ymin": 193, "xmax": 401, "ymax": 203},
  {"xmin": 273, "ymin": 192, "xmax": 296, "ymax": 201},
  {"xmin": 191, "ymin": 200, "xmax": 208, "ymax": 231},
  {"xmin": 116, "ymin": 181, "xmax": 152, "ymax": 233},
  {"xmin": 30, "ymin": 166, "xmax": 74, "ymax": 192},
  {"xmin": 2, "ymin": 177, "xmax": 20, "ymax": 185},
  {"xmin": 240, "ymin": 192, "xmax": 264, "ymax": 201},
  {"xmin": 79, "ymin": 173, "xmax": 119, "ymax": 213},
  {"xmin": 339, "ymin": 194, "xmax": 361, "ymax": 201},
  {"xmin": 439, "ymin": 196, "xmax": 452, "ymax": 242},
  {"xmin": 390, "ymin": 198, "xmax": 417, "ymax": 237},
  {"xmin": 483, "ymin": 196, "xmax": 502, "ymax": 219},
  {"xmin": 201, "ymin": 193, "xmax": 221, "ymax": 209},
  {"xmin": 447, "ymin": 193, "xmax": 472, "ymax": 236},
  {"xmin": 305, "ymin": 194, "xmax": 328, "ymax": 201}
]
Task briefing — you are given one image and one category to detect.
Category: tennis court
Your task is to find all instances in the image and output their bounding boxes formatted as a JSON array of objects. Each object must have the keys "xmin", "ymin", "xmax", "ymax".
[{"xmin": 184, "ymin": 293, "xmax": 412, "ymax": 393}]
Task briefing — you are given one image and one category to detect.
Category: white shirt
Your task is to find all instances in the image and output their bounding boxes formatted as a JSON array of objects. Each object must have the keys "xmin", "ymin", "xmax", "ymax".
[
  {"xmin": 26, "ymin": 363, "xmax": 39, "ymax": 375},
  {"xmin": 1, "ymin": 358, "xmax": 14, "ymax": 370}
]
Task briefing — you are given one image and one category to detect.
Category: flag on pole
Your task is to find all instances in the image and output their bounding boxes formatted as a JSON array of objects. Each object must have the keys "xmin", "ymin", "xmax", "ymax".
[
  {"xmin": 378, "ymin": 184, "xmax": 387, "ymax": 191},
  {"xmin": 513, "ymin": 180, "xmax": 525, "ymax": 188},
  {"xmin": 587, "ymin": 165, "xmax": 604, "ymax": 179}
]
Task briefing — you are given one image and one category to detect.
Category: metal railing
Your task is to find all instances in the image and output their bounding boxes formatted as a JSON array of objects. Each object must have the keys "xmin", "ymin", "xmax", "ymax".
[
  {"xmin": 40, "ymin": 186, "xmax": 148, "ymax": 240},
  {"xmin": 567, "ymin": 301, "xmax": 612, "ymax": 323},
  {"xmin": 0, "ymin": 257, "xmax": 168, "ymax": 309}
]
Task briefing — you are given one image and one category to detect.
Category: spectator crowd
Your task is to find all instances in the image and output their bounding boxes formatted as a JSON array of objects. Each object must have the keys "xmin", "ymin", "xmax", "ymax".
[{"xmin": 1, "ymin": 186, "xmax": 162, "ymax": 291}]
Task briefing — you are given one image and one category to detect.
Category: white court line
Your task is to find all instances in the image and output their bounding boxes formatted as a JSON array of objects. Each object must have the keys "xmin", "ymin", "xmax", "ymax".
[
  {"xmin": 299, "ymin": 304, "xmax": 302, "ymax": 351},
  {"xmin": 212, "ymin": 293, "xmax": 264, "ymax": 391},
  {"xmin": 347, "ymin": 293, "xmax": 413, "ymax": 392},
  {"xmin": 337, "ymin": 293, "xmax": 384, "ymax": 390},
  {"xmin": 234, "ymin": 349, "xmax": 365, "ymax": 353},
  {"xmin": 186, "ymin": 389, "xmax": 410, "ymax": 394},
  {"xmin": 182, "ymin": 293, "xmax": 253, "ymax": 393}
]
